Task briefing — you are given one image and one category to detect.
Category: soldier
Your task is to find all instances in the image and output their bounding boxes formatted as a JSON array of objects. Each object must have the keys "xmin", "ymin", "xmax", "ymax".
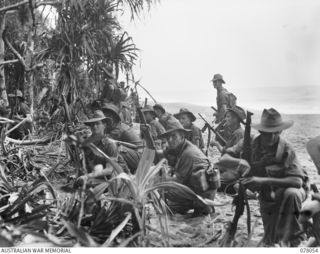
[
  {"xmin": 7, "ymin": 90, "xmax": 32, "ymax": 139},
  {"xmin": 226, "ymin": 108, "xmax": 308, "ymax": 246},
  {"xmin": 140, "ymin": 105, "xmax": 165, "ymax": 148},
  {"xmin": 153, "ymin": 104, "xmax": 181, "ymax": 130},
  {"xmin": 77, "ymin": 110, "xmax": 129, "ymax": 185},
  {"xmin": 174, "ymin": 108, "xmax": 204, "ymax": 150},
  {"xmin": 159, "ymin": 121, "xmax": 218, "ymax": 216},
  {"xmin": 210, "ymin": 105, "xmax": 246, "ymax": 153},
  {"xmin": 102, "ymin": 103, "xmax": 143, "ymax": 174},
  {"xmin": 211, "ymin": 73, "xmax": 237, "ymax": 123}
]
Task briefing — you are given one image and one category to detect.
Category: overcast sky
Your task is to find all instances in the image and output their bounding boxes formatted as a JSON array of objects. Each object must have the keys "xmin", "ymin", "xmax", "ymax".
[{"xmin": 121, "ymin": 0, "xmax": 320, "ymax": 113}]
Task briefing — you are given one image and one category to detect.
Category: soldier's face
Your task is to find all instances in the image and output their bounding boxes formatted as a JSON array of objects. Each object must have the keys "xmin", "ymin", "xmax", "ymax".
[
  {"xmin": 166, "ymin": 131, "xmax": 184, "ymax": 149},
  {"xmin": 154, "ymin": 109, "xmax": 163, "ymax": 118},
  {"xmin": 178, "ymin": 114, "xmax": 191, "ymax": 128},
  {"xmin": 260, "ymin": 131, "xmax": 281, "ymax": 146},
  {"xmin": 90, "ymin": 121, "xmax": 106, "ymax": 136},
  {"xmin": 225, "ymin": 112, "xmax": 238, "ymax": 127},
  {"xmin": 144, "ymin": 112, "xmax": 153, "ymax": 122}
]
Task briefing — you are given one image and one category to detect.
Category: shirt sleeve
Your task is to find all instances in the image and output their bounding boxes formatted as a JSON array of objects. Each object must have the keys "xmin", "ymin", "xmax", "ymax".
[{"xmin": 282, "ymin": 142, "xmax": 304, "ymax": 179}]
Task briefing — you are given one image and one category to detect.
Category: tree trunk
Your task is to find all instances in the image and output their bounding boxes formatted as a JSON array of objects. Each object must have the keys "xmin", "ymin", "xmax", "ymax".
[{"xmin": 0, "ymin": 14, "xmax": 8, "ymax": 109}]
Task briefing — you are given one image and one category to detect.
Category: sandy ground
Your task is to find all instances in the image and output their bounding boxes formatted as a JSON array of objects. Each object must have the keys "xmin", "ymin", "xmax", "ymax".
[{"xmin": 148, "ymin": 114, "xmax": 320, "ymax": 247}]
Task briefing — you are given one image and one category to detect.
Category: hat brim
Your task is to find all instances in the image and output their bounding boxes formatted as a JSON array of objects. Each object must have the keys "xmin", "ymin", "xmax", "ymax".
[
  {"xmin": 252, "ymin": 120, "xmax": 294, "ymax": 132},
  {"xmin": 174, "ymin": 112, "xmax": 196, "ymax": 122},
  {"xmin": 142, "ymin": 109, "xmax": 156, "ymax": 117},
  {"xmin": 226, "ymin": 108, "xmax": 245, "ymax": 123},
  {"xmin": 158, "ymin": 128, "xmax": 191, "ymax": 139},
  {"xmin": 153, "ymin": 105, "xmax": 165, "ymax": 113},
  {"xmin": 306, "ymin": 136, "xmax": 320, "ymax": 174},
  {"xmin": 84, "ymin": 117, "xmax": 107, "ymax": 124},
  {"xmin": 102, "ymin": 108, "xmax": 121, "ymax": 122},
  {"xmin": 211, "ymin": 79, "xmax": 226, "ymax": 84}
]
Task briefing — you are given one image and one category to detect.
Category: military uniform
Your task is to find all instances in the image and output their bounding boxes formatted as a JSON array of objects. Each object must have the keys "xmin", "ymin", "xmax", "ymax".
[
  {"xmin": 83, "ymin": 134, "xmax": 129, "ymax": 173},
  {"xmin": 159, "ymin": 112, "xmax": 181, "ymax": 131},
  {"xmin": 229, "ymin": 136, "xmax": 308, "ymax": 245},
  {"xmin": 164, "ymin": 140, "xmax": 216, "ymax": 214},
  {"xmin": 216, "ymin": 87, "xmax": 230, "ymax": 122},
  {"xmin": 186, "ymin": 124, "xmax": 204, "ymax": 150},
  {"xmin": 109, "ymin": 122, "xmax": 143, "ymax": 174}
]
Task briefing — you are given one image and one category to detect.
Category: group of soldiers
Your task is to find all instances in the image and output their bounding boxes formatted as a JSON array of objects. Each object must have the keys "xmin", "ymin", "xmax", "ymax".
[
  {"xmin": 1, "ymin": 73, "xmax": 315, "ymax": 247},
  {"xmin": 74, "ymin": 73, "xmax": 312, "ymax": 247}
]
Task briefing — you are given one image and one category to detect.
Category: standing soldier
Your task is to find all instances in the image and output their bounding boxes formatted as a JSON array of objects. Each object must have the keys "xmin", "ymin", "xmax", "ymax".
[
  {"xmin": 174, "ymin": 108, "xmax": 204, "ymax": 150},
  {"xmin": 211, "ymin": 73, "xmax": 237, "ymax": 123}
]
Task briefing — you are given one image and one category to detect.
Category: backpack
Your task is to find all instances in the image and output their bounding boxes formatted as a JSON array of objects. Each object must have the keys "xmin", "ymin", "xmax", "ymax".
[{"xmin": 227, "ymin": 92, "xmax": 237, "ymax": 108}]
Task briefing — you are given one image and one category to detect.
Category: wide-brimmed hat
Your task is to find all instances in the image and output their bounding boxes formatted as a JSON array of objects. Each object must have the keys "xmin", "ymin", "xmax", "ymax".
[
  {"xmin": 174, "ymin": 108, "xmax": 196, "ymax": 122},
  {"xmin": 307, "ymin": 136, "xmax": 320, "ymax": 175},
  {"xmin": 211, "ymin": 73, "xmax": 225, "ymax": 84},
  {"xmin": 226, "ymin": 106, "xmax": 246, "ymax": 123},
  {"xmin": 141, "ymin": 105, "xmax": 156, "ymax": 117},
  {"xmin": 84, "ymin": 110, "xmax": 107, "ymax": 124},
  {"xmin": 252, "ymin": 108, "xmax": 293, "ymax": 133},
  {"xmin": 158, "ymin": 121, "xmax": 191, "ymax": 139},
  {"xmin": 101, "ymin": 102, "xmax": 121, "ymax": 122},
  {"xmin": 153, "ymin": 104, "xmax": 166, "ymax": 114},
  {"xmin": 8, "ymin": 90, "xmax": 23, "ymax": 98}
]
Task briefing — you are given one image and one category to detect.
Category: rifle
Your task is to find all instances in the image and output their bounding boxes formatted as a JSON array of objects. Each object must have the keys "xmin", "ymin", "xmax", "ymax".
[
  {"xmin": 211, "ymin": 106, "xmax": 218, "ymax": 112},
  {"xmin": 198, "ymin": 113, "xmax": 227, "ymax": 146},
  {"xmin": 137, "ymin": 107, "xmax": 157, "ymax": 150},
  {"xmin": 222, "ymin": 111, "xmax": 253, "ymax": 247}
]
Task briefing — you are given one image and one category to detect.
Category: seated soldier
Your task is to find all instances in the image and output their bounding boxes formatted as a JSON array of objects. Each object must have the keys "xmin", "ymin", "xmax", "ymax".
[
  {"xmin": 78, "ymin": 110, "xmax": 129, "ymax": 184},
  {"xmin": 226, "ymin": 108, "xmax": 308, "ymax": 246},
  {"xmin": 174, "ymin": 108, "xmax": 204, "ymax": 150},
  {"xmin": 210, "ymin": 106, "xmax": 246, "ymax": 153},
  {"xmin": 7, "ymin": 90, "xmax": 32, "ymax": 140},
  {"xmin": 140, "ymin": 105, "xmax": 166, "ymax": 149},
  {"xmin": 102, "ymin": 103, "xmax": 143, "ymax": 174},
  {"xmin": 153, "ymin": 104, "xmax": 181, "ymax": 130},
  {"xmin": 159, "ymin": 121, "xmax": 218, "ymax": 216}
]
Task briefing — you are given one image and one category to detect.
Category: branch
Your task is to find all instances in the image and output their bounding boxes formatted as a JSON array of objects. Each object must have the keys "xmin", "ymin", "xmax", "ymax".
[
  {"xmin": 0, "ymin": 0, "xmax": 59, "ymax": 14},
  {"xmin": 2, "ymin": 31, "xmax": 29, "ymax": 71},
  {"xmin": 0, "ymin": 0, "xmax": 29, "ymax": 14},
  {"xmin": 0, "ymin": 59, "xmax": 19, "ymax": 66}
]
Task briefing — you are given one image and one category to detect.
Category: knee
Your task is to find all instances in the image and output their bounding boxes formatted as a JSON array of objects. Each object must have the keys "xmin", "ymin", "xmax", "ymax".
[{"xmin": 283, "ymin": 188, "xmax": 302, "ymax": 202}]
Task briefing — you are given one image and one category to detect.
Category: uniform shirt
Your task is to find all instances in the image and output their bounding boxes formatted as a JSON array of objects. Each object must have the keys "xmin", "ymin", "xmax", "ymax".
[
  {"xmin": 186, "ymin": 124, "xmax": 204, "ymax": 149},
  {"xmin": 166, "ymin": 140, "xmax": 210, "ymax": 193},
  {"xmin": 83, "ymin": 134, "xmax": 118, "ymax": 173},
  {"xmin": 110, "ymin": 122, "xmax": 143, "ymax": 147},
  {"xmin": 216, "ymin": 88, "xmax": 229, "ymax": 122},
  {"xmin": 17, "ymin": 102, "xmax": 30, "ymax": 117},
  {"xmin": 159, "ymin": 112, "xmax": 181, "ymax": 131},
  {"xmin": 224, "ymin": 126, "xmax": 244, "ymax": 150},
  {"xmin": 228, "ymin": 136, "xmax": 307, "ymax": 200},
  {"xmin": 149, "ymin": 119, "xmax": 166, "ymax": 140}
]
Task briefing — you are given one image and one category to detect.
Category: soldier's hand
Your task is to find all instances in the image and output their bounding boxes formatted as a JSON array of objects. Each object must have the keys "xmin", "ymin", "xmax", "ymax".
[
  {"xmin": 261, "ymin": 155, "xmax": 277, "ymax": 166},
  {"xmin": 312, "ymin": 193, "xmax": 320, "ymax": 202},
  {"xmin": 140, "ymin": 123, "xmax": 150, "ymax": 133}
]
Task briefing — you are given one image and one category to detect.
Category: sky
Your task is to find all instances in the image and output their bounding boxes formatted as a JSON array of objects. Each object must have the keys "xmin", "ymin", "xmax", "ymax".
[{"xmin": 120, "ymin": 0, "xmax": 320, "ymax": 114}]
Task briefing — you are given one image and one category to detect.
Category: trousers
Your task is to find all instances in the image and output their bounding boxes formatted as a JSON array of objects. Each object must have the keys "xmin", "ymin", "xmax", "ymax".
[{"xmin": 259, "ymin": 187, "xmax": 307, "ymax": 246}]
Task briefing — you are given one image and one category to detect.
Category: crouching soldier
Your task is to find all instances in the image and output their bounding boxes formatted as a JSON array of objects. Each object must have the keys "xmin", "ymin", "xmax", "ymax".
[
  {"xmin": 159, "ymin": 121, "xmax": 219, "ymax": 216},
  {"xmin": 226, "ymin": 108, "xmax": 308, "ymax": 246},
  {"xmin": 210, "ymin": 105, "xmax": 246, "ymax": 153},
  {"xmin": 174, "ymin": 108, "xmax": 204, "ymax": 150},
  {"xmin": 76, "ymin": 110, "xmax": 129, "ymax": 185},
  {"xmin": 102, "ymin": 103, "xmax": 143, "ymax": 174}
]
